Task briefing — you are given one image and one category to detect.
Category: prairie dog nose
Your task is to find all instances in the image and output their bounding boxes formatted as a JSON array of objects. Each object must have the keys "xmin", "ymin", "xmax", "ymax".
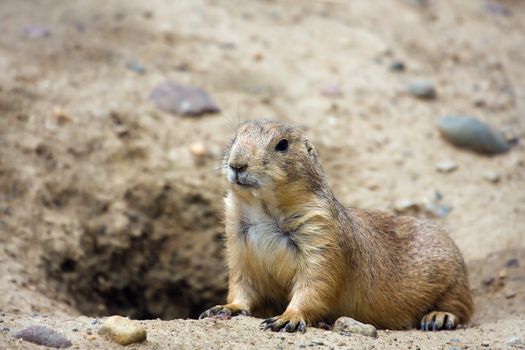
[{"xmin": 229, "ymin": 163, "xmax": 248, "ymax": 173}]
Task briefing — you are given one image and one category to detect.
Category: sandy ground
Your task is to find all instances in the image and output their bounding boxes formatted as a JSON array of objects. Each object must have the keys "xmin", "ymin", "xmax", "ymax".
[{"xmin": 0, "ymin": 0, "xmax": 524, "ymax": 348}]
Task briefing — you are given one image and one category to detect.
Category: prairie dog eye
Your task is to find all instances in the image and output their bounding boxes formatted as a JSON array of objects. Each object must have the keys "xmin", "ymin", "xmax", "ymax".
[{"xmin": 275, "ymin": 139, "xmax": 288, "ymax": 152}]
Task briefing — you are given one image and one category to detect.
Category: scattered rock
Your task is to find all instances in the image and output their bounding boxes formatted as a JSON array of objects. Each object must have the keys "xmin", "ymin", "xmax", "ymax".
[
  {"xmin": 505, "ymin": 257, "xmax": 519, "ymax": 268},
  {"xmin": 98, "ymin": 315, "xmax": 147, "ymax": 345},
  {"xmin": 482, "ymin": 171, "xmax": 501, "ymax": 183},
  {"xmin": 407, "ymin": 80, "xmax": 436, "ymax": 99},
  {"xmin": 189, "ymin": 142, "xmax": 209, "ymax": 165},
  {"xmin": 320, "ymin": 84, "xmax": 343, "ymax": 98},
  {"xmin": 424, "ymin": 202, "xmax": 451, "ymax": 218},
  {"xmin": 333, "ymin": 317, "xmax": 378, "ymax": 338},
  {"xmin": 389, "ymin": 60, "xmax": 405, "ymax": 72},
  {"xmin": 126, "ymin": 59, "xmax": 146, "ymax": 74},
  {"xmin": 435, "ymin": 161, "xmax": 458, "ymax": 173},
  {"xmin": 506, "ymin": 335, "xmax": 524, "ymax": 347},
  {"xmin": 149, "ymin": 81, "xmax": 220, "ymax": 116},
  {"xmin": 81, "ymin": 332, "xmax": 97, "ymax": 341},
  {"xmin": 394, "ymin": 199, "xmax": 420, "ymax": 216},
  {"xmin": 23, "ymin": 25, "xmax": 51, "ymax": 38},
  {"xmin": 482, "ymin": 276, "xmax": 495, "ymax": 286},
  {"xmin": 189, "ymin": 142, "xmax": 206, "ymax": 157},
  {"xmin": 438, "ymin": 116, "xmax": 510, "ymax": 155},
  {"xmin": 481, "ymin": 340, "xmax": 490, "ymax": 347},
  {"xmin": 505, "ymin": 291, "xmax": 516, "ymax": 299},
  {"xmin": 14, "ymin": 325, "xmax": 72, "ymax": 348},
  {"xmin": 485, "ymin": 1, "xmax": 510, "ymax": 16}
]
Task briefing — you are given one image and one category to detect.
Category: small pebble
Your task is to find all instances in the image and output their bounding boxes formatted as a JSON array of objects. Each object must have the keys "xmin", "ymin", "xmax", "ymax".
[
  {"xmin": 506, "ymin": 335, "xmax": 524, "ymax": 347},
  {"xmin": 485, "ymin": 1, "xmax": 510, "ymax": 16},
  {"xmin": 424, "ymin": 202, "xmax": 451, "ymax": 218},
  {"xmin": 482, "ymin": 171, "xmax": 500, "ymax": 183},
  {"xmin": 394, "ymin": 199, "xmax": 420, "ymax": 215},
  {"xmin": 389, "ymin": 60, "xmax": 405, "ymax": 72},
  {"xmin": 14, "ymin": 325, "xmax": 71, "ymax": 348},
  {"xmin": 438, "ymin": 116, "xmax": 510, "ymax": 155},
  {"xmin": 505, "ymin": 257, "xmax": 519, "ymax": 268},
  {"xmin": 91, "ymin": 319, "xmax": 98, "ymax": 325},
  {"xmin": 320, "ymin": 84, "xmax": 343, "ymax": 98},
  {"xmin": 481, "ymin": 340, "xmax": 490, "ymax": 347},
  {"xmin": 333, "ymin": 317, "xmax": 378, "ymax": 338},
  {"xmin": 407, "ymin": 79, "xmax": 436, "ymax": 99},
  {"xmin": 482, "ymin": 276, "xmax": 495, "ymax": 286},
  {"xmin": 189, "ymin": 142, "xmax": 206, "ymax": 157},
  {"xmin": 2, "ymin": 327, "xmax": 9, "ymax": 333},
  {"xmin": 505, "ymin": 291, "xmax": 516, "ymax": 299},
  {"xmin": 149, "ymin": 81, "xmax": 220, "ymax": 116},
  {"xmin": 126, "ymin": 59, "xmax": 146, "ymax": 74},
  {"xmin": 23, "ymin": 25, "xmax": 51, "ymax": 38},
  {"xmin": 435, "ymin": 161, "xmax": 458, "ymax": 173},
  {"xmin": 98, "ymin": 315, "xmax": 147, "ymax": 345}
]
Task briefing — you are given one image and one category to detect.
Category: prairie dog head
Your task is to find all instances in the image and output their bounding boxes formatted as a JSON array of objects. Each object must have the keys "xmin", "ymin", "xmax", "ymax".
[{"xmin": 223, "ymin": 120, "xmax": 324, "ymax": 196}]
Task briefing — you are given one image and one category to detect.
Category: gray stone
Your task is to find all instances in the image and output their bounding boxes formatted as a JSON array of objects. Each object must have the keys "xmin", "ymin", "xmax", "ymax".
[
  {"xmin": 126, "ymin": 59, "xmax": 146, "ymax": 74},
  {"xmin": 23, "ymin": 25, "xmax": 51, "ymax": 39},
  {"xmin": 506, "ymin": 257, "xmax": 519, "ymax": 268},
  {"xmin": 482, "ymin": 170, "xmax": 501, "ymax": 183},
  {"xmin": 438, "ymin": 116, "xmax": 510, "ymax": 155},
  {"xmin": 98, "ymin": 315, "xmax": 147, "ymax": 345},
  {"xmin": 333, "ymin": 317, "xmax": 378, "ymax": 338},
  {"xmin": 149, "ymin": 81, "xmax": 220, "ymax": 116},
  {"xmin": 394, "ymin": 199, "xmax": 420, "ymax": 215},
  {"xmin": 506, "ymin": 335, "xmax": 524, "ymax": 347},
  {"xmin": 389, "ymin": 60, "xmax": 405, "ymax": 72},
  {"xmin": 14, "ymin": 325, "xmax": 71, "ymax": 348},
  {"xmin": 435, "ymin": 161, "xmax": 458, "ymax": 173},
  {"xmin": 424, "ymin": 202, "xmax": 451, "ymax": 218},
  {"xmin": 407, "ymin": 80, "xmax": 436, "ymax": 99}
]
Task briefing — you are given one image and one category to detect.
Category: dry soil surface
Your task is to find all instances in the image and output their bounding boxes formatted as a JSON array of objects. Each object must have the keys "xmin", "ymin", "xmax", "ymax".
[{"xmin": 1, "ymin": 0, "xmax": 524, "ymax": 349}]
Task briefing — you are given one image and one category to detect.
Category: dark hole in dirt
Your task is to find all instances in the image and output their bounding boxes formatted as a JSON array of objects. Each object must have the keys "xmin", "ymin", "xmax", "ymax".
[
  {"xmin": 41, "ymin": 180, "xmax": 228, "ymax": 320},
  {"xmin": 60, "ymin": 259, "xmax": 76, "ymax": 273}
]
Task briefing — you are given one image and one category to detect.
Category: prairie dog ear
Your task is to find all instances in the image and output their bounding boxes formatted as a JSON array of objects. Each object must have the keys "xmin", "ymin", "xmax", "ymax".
[{"xmin": 305, "ymin": 140, "xmax": 318, "ymax": 161}]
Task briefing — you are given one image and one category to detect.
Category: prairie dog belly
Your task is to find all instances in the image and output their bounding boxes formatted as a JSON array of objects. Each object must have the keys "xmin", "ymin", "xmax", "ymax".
[{"xmin": 240, "ymin": 200, "xmax": 297, "ymax": 287}]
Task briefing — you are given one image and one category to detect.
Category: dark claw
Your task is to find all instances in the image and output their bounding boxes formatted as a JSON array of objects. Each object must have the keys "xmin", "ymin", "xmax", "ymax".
[
  {"xmin": 298, "ymin": 322, "xmax": 306, "ymax": 334},
  {"xmin": 261, "ymin": 317, "xmax": 274, "ymax": 325},
  {"xmin": 216, "ymin": 310, "xmax": 231, "ymax": 320},
  {"xmin": 262, "ymin": 322, "xmax": 273, "ymax": 331},
  {"xmin": 199, "ymin": 310, "xmax": 211, "ymax": 319}
]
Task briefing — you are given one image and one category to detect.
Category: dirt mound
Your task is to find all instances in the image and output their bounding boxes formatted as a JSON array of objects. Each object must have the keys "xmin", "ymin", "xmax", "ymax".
[{"xmin": 0, "ymin": 0, "xmax": 524, "ymax": 348}]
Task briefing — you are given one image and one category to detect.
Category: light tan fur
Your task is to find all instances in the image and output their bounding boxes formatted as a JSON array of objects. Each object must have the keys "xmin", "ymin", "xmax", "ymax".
[{"xmin": 200, "ymin": 120, "xmax": 473, "ymax": 332}]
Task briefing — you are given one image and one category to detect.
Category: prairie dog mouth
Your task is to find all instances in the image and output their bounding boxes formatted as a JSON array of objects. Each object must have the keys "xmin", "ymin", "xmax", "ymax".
[{"xmin": 227, "ymin": 168, "xmax": 260, "ymax": 188}]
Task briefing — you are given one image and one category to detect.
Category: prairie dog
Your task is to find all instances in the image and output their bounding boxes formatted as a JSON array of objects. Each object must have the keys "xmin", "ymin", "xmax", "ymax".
[{"xmin": 200, "ymin": 120, "xmax": 473, "ymax": 333}]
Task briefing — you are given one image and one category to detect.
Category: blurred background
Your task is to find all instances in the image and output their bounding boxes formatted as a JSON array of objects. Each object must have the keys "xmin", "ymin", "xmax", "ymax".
[{"xmin": 0, "ymin": 0, "xmax": 523, "ymax": 326}]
